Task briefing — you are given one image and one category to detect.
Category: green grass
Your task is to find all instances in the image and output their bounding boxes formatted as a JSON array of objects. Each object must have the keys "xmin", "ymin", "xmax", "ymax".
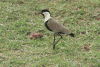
[{"xmin": 0, "ymin": 0, "xmax": 100, "ymax": 67}]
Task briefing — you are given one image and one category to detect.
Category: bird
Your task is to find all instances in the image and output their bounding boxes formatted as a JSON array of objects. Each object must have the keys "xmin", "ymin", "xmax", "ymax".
[{"xmin": 39, "ymin": 9, "xmax": 74, "ymax": 50}]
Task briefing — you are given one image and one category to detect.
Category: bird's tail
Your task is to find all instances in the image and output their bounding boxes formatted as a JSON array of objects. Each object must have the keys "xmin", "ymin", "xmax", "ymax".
[
  {"xmin": 62, "ymin": 27, "xmax": 74, "ymax": 37},
  {"xmin": 69, "ymin": 33, "xmax": 74, "ymax": 37}
]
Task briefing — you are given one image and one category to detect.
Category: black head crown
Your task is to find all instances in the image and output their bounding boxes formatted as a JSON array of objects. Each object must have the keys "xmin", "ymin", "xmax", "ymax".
[{"xmin": 40, "ymin": 9, "xmax": 50, "ymax": 14}]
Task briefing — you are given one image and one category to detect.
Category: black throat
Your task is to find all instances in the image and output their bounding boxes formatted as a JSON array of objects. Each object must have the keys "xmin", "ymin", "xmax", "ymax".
[{"xmin": 45, "ymin": 21, "xmax": 52, "ymax": 31}]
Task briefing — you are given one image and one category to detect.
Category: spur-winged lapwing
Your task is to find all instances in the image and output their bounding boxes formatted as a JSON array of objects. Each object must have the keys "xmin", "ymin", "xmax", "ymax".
[{"xmin": 39, "ymin": 9, "xmax": 74, "ymax": 50}]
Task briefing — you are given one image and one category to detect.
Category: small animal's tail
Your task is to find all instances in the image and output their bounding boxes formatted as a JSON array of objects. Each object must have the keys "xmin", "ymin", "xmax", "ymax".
[{"xmin": 69, "ymin": 33, "xmax": 74, "ymax": 37}]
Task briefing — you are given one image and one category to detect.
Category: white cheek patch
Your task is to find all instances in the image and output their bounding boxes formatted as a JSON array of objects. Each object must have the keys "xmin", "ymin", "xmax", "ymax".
[
  {"xmin": 43, "ymin": 12, "xmax": 51, "ymax": 22},
  {"xmin": 43, "ymin": 12, "xmax": 48, "ymax": 15}
]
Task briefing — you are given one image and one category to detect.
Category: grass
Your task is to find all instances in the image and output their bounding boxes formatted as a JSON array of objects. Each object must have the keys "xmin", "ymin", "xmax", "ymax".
[{"xmin": 0, "ymin": 0, "xmax": 100, "ymax": 67}]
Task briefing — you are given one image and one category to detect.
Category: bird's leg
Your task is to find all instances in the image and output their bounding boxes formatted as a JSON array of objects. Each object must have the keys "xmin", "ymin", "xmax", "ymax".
[
  {"xmin": 53, "ymin": 33, "xmax": 55, "ymax": 50},
  {"xmin": 53, "ymin": 33, "xmax": 55, "ymax": 44},
  {"xmin": 54, "ymin": 33, "xmax": 62, "ymax": 45},
  {"xmin": 53, "ymin": 33, "xmax": 62, "ymax": 50}
]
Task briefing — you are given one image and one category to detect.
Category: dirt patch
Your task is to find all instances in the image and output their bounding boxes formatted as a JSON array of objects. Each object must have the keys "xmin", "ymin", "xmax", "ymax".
[{"xmin": 30, "ymin": 32, "xmax": 43, "ymax": 39}]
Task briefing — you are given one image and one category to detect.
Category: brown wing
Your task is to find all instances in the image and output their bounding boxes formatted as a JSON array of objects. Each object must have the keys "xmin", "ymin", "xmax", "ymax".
[{"xmin": 47, "ymin": 18, "xmax": 71, "ymax": 34}]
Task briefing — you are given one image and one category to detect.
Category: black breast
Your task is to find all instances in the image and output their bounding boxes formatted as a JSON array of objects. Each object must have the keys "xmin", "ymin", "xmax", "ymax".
[{"xmin": 45, "ymin": 21, "xmax": 52, "ymax": 31}]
